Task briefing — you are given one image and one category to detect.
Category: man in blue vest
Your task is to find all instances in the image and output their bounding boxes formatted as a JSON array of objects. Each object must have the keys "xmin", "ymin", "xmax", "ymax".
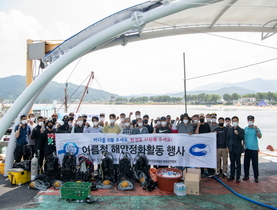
[
  {"xmin": 243, "ymin": 115, "xmax": 262, "ymax": 183},
  {"xmin": 14, "ymin": 114, "xmax": 31, "ymax": 162}
]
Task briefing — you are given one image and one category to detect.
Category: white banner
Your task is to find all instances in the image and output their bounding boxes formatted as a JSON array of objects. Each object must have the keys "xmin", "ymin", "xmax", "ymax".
[{"xmin": 56, "ymin": 133, "xmax": 216, "ymax": 168}]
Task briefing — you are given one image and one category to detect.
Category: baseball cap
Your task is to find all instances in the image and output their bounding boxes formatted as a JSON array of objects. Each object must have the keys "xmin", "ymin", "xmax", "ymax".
[
  {"xmin": 199, "ymin": 113, "xmax": 205, "ymax": 117},
  {"xmin": 160, "ymin": 116, "xmax": 166, "ymax": 121},
  {"xmin": 166, "ymin": 115, "xmax": 171, "ymax": 118},
  {"xmin": 155, "ymin": 117, "xmax": 161, "ymax": 121}
]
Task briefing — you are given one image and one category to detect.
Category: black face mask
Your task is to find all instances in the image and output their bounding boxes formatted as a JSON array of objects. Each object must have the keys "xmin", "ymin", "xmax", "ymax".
[
  {"xmin": 52, "ymin": 118, "xmax": 57, "ymax": 123},
  {"xmin": 69, "ymin": 117, "xmax": 74, "ymax": 121},
  {"xmin": 48, "ymin": 125, "xmax": 53, "ymax": 129},
  {"xmin": 200, "ymin": 119, "xmax": 204, "ymax": 123},
  {"xmin": 143, "ymin": 119, "xmax": 148, "ymax": 124},
  {"xmin": 64, "ymin": 120, "xmax": 68, "ymax": 124},
  {"xmin": 219, "ymin": 123, "xmax": 224, "ymax": 127},
  {"xmin": 83, "ymin": 119, "xmax": 87, "ymax": 123}
]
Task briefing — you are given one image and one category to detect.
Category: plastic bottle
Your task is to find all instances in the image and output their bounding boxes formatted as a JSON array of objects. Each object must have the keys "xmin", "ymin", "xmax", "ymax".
[{"xmin": 31, "ymin": 153, "xmax": 38, "ymax": 181}]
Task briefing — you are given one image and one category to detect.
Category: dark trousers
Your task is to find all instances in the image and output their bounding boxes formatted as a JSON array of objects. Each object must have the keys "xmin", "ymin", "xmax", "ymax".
[
  {"xmin": 14, "ymin": 144, "xmax": 32, "ymax": 163},
  {"xmin": 244, "ymin": 149, "xmax": 259, "ymax": 178},
  {"xmin": 229, "ymin": 152, "xmax": 241, "ymax": 178}
]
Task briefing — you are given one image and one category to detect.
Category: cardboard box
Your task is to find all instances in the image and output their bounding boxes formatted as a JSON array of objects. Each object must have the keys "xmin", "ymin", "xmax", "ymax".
[{"xmin": 183, "ymin": 168, "xmax": 201, "ymax": 195}]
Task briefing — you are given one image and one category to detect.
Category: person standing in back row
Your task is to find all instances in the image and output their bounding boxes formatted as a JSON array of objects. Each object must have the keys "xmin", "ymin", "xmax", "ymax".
[
  {"xmin": 227, "ymin": 116, "xmax": 244, "ymax": 183},
  {"xmin": 243, "ymin": 115, "xmax": 262, "ymax": 183}
]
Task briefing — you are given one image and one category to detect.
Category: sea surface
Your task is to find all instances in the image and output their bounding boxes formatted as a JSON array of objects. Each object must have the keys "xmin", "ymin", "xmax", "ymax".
[{"xmin": 34, "ymin": 104, "xmax": 277, "ymax": 150}]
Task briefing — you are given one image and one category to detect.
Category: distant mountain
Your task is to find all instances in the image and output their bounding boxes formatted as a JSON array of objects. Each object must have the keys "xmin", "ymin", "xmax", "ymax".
[
  {"xmin": 170, "ymin": 86, "xmax": 257, "ymax": 98},
  {"xmin": 0, "ymin": 75, "xmax": 118, "ymax": 102},
  {"xmin": 192, "ymin": 78, "xmax": 277, "ymax": 92}
]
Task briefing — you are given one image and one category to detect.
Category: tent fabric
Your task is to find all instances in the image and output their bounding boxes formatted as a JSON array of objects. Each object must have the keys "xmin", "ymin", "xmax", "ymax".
[{"xmin": 41, "ymin": 0, "xmax": 277, "ymax": 68}]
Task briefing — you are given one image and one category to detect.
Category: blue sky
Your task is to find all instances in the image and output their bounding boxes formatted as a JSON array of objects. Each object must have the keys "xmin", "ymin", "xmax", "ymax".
[{"xmin": 0, "ymin": 0, "xmax": 277, "ymax": 95}]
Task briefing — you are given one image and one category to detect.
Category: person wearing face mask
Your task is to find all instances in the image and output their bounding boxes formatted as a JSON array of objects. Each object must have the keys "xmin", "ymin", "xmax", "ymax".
[
  {"xmin": 195, "ymin": 113, "xmax": 211, "ymax": 134},
  {"xmin": 214, "ymin": 117, "xmax": 229, "ymax": 178},
  {"xmin": 225, "ymin": 117, "xmax": 232, "ymax": 128},
  {"xmin": 209, "ymin": 114, "xmax": 219, "ymax": 132},
  {"xmin": 57, "ymin": 115, "xmax": 72, "ymax": 133},
  {"xmin": 131, "ymin": 111, "xmax": 141, "ymax": 128},
  {"xmin": 118, "ymin": 113, "xmax": 126, "ymax": 129},
  {"xmin": 84, "ymin": 116, "xmax": 102, "ymax": 133},
  {"xmin": 121, "ymin": 118, "xmax": 134, "ymax": 134},
  {"xmin": 31, "ymin": 116, "xmax": 45, "ymax": 168},
  {"xmin": 143, "ymin": 114, "xmax": 153, "ymax": 133},
  {"xmin": 73, "ymin": 116, "xmax": 85, "ymax": 133},
  {"xmin": 51, "ymin": 113, "xmax": 60, "ymax": 129},
  {"xmin": 98, "ymin": 113, "xmax": 105, "ymax": 127},
  {"xmin": 82, "ymin": 114, "xmax": 90, "ymax": 127},
  {"xmin": 14, "ymin": 114, "xmax": 32, "ymax": 162},
  {"xmin": 28, "ymin": 113, "xmax": 37, "ymax": 158},
  {"xmin": 226, "ymin": 116, "xmax": 244, "ymax": 183},
  {"xmin": 41, "ymin": 119, "xmax": 57, "ymax": 158},
  {"xmin": 133, "ymin": 118, "xmax": 149, "ymax": 134},
  {"xmin": 195, "ymin": 113, "xmax": 212, "ymax": 177},
  {"xmin": 68, "ymin": 112, "xmax": 75, "ymax": 127},
  {"xmin": 173, "ymin": 113, "xmax": 193, "ymax": 134},
  {"xmin": 206, "ymin": 113, "xmax": 211, "ymax": 125},
  {"xmin": 153, "ymin": 117, "xmax": 161, "ymax": 133},
  {"xmin": 103, "ymin": 114, "xmax": 121, "ymax": 134},
  {"xmin": 192, "ymin": 114, "xmax": 200, "ymax": 133},
  {"xmin": 155, "ymin": 117, "xmax": 172, "ymax": 133},
  {"xmin": 243, "ymin": 115, "xmax": 262, "ymax": 183}
]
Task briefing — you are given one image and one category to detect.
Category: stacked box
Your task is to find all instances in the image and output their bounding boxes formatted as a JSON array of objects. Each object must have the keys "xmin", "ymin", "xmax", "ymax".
[{"xmin": 183, "ymin": 168, "xmax": 201, "ymax": 195}]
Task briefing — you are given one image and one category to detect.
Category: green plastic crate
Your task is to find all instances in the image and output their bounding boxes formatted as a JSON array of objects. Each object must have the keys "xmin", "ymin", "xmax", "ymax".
[{"xmin": 60, "ymin": 182, "xmax": 92, "ymax": 200}]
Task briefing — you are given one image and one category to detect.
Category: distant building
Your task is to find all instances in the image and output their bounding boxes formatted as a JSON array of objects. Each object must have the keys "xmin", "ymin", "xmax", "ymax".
[{"xmin": 240, "ymin": 97, "xmax": 256, "ymax": 105}]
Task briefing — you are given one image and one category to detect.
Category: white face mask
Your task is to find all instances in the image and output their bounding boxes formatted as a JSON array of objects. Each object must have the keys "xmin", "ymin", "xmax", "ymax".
[
  {"xmin": 120, "ymin": 118, "xmax": 125, "ymax": 122},
  {"xmin": 38, "ymin": 121, "xmax": 43, "ymax": 126},
  {"xmin": 206, "ymin": 118, "xmax": 211, "ymax": 122},
  {"xmin": 183, "ymin": 120, "xmax": 189, "ymax": 124},
  {"xmin": 232, "ymin": 122, "xmax": 238, "ymax": 127},
  {"xmin": 138, "ymin": 122, "xmax": 143, "ymax": 127},
  {"xmin": 78, "ymin": 121, "xmax": 83, "ymax": 126},
  {"xmin": 194, "ymin": 120, "xmax": 198, "ymax": 124},
  {"xmin": 110, "ymin": 119, "xmax": 115, "ymax": 124},
  {"xmin": 161, "ymin": 121, "xmax": 167, "ymax": 126},
  {"xmin": 93, "ymin": 121, "xmax": 99, "ymax": 126},
  {"xmin": 30, "ymin": 117, "xmax": 35, "ymax": 122},
  {"xmin": 125, "ymin": 122, "xmax": 130, "ymax": 127},
  {"xmin": 211, "ymin": 119, "xmax": 217, "ymax": 123},
  {"xmin": 136, "ymin": 115, "xmax": 141, "ymax": 119},
  {"xmin": 156, "ymin": 121, "xmax": 161, "ymax": 125},
  {"xmin": 100, "ymin": 117, "xmax": 105, "ymax": 122},
  {"xmin": 248, "ymin": 121, "xmax": 254, "ymax": 126},
  {"xmin": 21, "ymin": 120, "xmax": 27, "ymax": 124}
]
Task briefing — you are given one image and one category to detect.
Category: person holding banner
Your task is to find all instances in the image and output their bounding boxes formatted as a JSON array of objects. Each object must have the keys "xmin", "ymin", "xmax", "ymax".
[
  {"xmin": 155, "ymin": 116, "xmax": 172, "ymax": 134},
  {"xmin": 172, "ymin": 113, "xmax": 193, "ymax": 134},
  {"xmin": 84, "ymin": 116, "xmax": 102, "ymax": 133},
  {"xmin": 227, "ymin": 116, "xmax": 244, "ymax": 183},
  {"xmin": 133, "ymin": 118, "xmax": 149, "ymax": 134},
  {"xmin": 103, "ymin": 114, "xmax": 121, "ymax": 134},
  {"xmin": 73, "ymin": 116, "xmax": 85, "ymax": 133},
  {"xmin": 121, "ymin": 118, "xmax": 134, "ymax": 134}
]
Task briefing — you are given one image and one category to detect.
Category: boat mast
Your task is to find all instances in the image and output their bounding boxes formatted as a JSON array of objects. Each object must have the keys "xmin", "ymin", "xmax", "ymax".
[{"xmin": 76, "ymin": 71, "xmax": 94, "ymax": 113}]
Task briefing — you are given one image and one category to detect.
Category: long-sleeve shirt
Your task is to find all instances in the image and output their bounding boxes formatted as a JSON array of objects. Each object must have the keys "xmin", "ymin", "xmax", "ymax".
[{"xmin": 83, "ymin": 126, "xmax": 102, "ymax": 133}]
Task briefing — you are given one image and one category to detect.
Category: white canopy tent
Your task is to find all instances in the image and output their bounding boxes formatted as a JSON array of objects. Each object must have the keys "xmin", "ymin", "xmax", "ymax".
[{"xmin": 1, "ymin": 0, "xmax": 277, "ymax": 175}]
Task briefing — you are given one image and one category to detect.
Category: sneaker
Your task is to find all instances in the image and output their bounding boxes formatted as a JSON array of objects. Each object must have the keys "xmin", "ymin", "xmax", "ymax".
[
  {"xmin": 215, "ymin": 172, "xmax": 220, "ymax": 176},
  {"xmin": 255, "ymin": 178, "xmax": 259, "ymax": 183},
  {"xmin": 227, "ymin": 176, "xmax": 234, "ymax": 181},
  {"xmin": 242, "ymin": 176, "xmax": 249, "ymax": 180},
  {"xmin": 236, "ymin": 178, "xmax": 240, "ymax": 183},
  {"xmin": 208, "ymin": 174, "xmax": 215, "ymax": 178},
  {"xmin": 222, "ymin": 173, "xmax": 228, "ymax": 178}
]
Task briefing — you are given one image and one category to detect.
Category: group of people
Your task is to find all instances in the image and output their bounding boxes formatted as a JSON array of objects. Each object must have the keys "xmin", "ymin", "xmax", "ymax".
[{"xmin": 14, "ymin": 110, "xmax": 262, "ymax": 182}]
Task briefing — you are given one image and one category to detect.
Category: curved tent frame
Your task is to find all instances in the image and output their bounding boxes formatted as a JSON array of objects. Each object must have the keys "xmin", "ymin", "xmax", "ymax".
[{"xmin": 1, "ymin": 0, "xmax": 277, "ymax": 175}]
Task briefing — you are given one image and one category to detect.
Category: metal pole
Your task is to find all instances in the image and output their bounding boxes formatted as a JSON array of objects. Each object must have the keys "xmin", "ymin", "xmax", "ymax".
[
  {"xmin": 183, "ymin": 52, "xmax": 187, "ymax": 113},
  {"xmin": 65, "ymin": 82, "xmax": 68, "ymax": 113}
]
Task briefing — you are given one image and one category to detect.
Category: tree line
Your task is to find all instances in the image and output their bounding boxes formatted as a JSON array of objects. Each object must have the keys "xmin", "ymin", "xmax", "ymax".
[{"xmin": 112, "ymin": 91, "xmax": 277, "ymax": 104}]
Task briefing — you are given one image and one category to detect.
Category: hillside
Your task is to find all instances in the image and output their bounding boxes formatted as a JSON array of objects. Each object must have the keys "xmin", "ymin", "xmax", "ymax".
[{"xmin": 0, "ymin": 75, "xmax": 118, "ymax": 102}]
